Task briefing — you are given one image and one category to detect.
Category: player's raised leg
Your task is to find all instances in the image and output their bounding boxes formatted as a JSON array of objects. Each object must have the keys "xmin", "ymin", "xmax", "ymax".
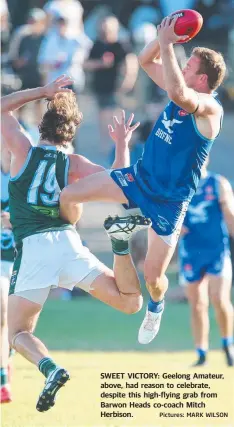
[
  {"xmin": 87, "ymin": 214, "xmax": 151, "ymax": 313},
  {"xmin": 60, "ymin": 170, "xmax": 128, "ymax": 222},
  {"xmin": 185, "ymin": 278, "xmax": 209, "ymax": 366},
  {"xmin": 208, "ymin": 265, "xmax": 234, "ymax": 366},
  {"xmin": 8, "ymin": 293, "xmax": 70, "ymax": 412},
  {"xmin": 138, "ymin": 228, "xmax": 176, "ymax": 344}
]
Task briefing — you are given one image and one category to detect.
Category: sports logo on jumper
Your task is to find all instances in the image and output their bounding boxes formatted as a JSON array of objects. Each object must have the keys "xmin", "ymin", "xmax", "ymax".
[
  {"xmin": 124, "ymin": 173, "xmax": 134, "ymax": 182},
  {"xmin": 155, "ymin": 111, "xmax": 182, "ymax": 144},
  {"xmin": 114, "ymin": 170, "xmax": 128, "ymax": 187},
  {"xmin": 45, "ymin": 153, "xmax": 57, "ymax": 159},
  {"xmin": 204, "ymin": 185, "xmax": 215, "ymax": 200},
  {"xmin": 205, "ymin": 186, "xmax": 213, "ymax": 194},
  {"xmin": 162, "ymin": 111, "xmax": 182, "ymax": 134},
  {"xmin": 188, "ymin": 200, "xmax": 212, "ymax": 224},
  {"xmin": 178, "ymin": 109, "xmax": 189, "ymax": 117}
]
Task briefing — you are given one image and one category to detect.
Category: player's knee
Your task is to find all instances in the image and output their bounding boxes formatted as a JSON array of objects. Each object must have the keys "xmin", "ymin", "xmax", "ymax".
[
  {"xmin": 8, "ymin": 329, "xmax": 18, "ymax": 348},
  {"xmin": 210, "ymin": 293, "xmax": 230, "ymax": 309},
  {"xmin": 144, "ymin": 269, "xmax": 168, "ymax": 292},
  {"xmin": 8, "ymin": 329, "xmax": 30, "ymax": 349},
  {"xmin": 192, "ymin": 300, "xmax": 208, "ymax": 314},
  {"xmin": 0, "ymin": 308, "xmax": 7, "ymax": 329},
  {"xmin": 60, "ymin": 188, "xmax": 73, "ymax": 206},
  {"xmin": 123, "ymin": 294, "xmax": 143, "ymax": 314}
]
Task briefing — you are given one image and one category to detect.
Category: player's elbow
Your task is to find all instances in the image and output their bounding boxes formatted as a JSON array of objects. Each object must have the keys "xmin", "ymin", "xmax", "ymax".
[
  {"xmin": 138, "ymin": 51, "xmax": 144, "ymax": 64},
  {"xmin": 138, "ymin": 53, "xmax": 147, "ymax": 68},
  {"xmin": 1, "ymin": 111, "xmax": 12, "ymax": 121}
]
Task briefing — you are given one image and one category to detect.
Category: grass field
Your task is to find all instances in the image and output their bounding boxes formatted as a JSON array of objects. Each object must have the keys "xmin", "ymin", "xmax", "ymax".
[
  {"xmin": 1, "ymin": 280, "xmax": 234, "ymax": 427},
  {"xmin": 2, "ymin": 351, "xmax": 234, "ymax": 427}
]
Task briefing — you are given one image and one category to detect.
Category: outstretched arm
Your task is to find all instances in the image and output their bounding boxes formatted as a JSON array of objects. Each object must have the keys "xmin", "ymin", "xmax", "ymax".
[
  {"xmin": 64, "ymin": 111, "xmax": 139, "ymax": 225},
  {"xmin": 109, "ymin": 110, "xmax": 140, "ymax": 169},
  {"xmin": 68, "ymin": 111, "xmax": 140, "ymax": 182},
  {"xmin": 157, "ymin": 17, "xmax": 220, "ymax": 116},
  {"xmin": 1, "ymin": 75, "xmax": 73, "ymax": 113},
  {"xmin": 2, "ymin": 87, "xmax": 46, "ymax": 114},
  {"xmin": 1, "ymin": 76, "xmax": 74, "ymax": 157},
  {"xmin": 138, "ymin": 38, "xmax": 166, "ymax": 90}
]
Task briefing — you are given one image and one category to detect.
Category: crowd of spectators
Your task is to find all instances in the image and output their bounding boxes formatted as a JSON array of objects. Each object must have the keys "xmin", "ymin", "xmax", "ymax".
[{"xmin": 2, "ymin": 1, "xmax": 234, "ymax": 107}]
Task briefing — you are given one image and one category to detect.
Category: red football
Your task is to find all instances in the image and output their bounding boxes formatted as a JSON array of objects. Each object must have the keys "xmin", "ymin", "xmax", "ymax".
[{"xmin": 171, "ymin": 9, "xmax": 203, "ymax": 43}]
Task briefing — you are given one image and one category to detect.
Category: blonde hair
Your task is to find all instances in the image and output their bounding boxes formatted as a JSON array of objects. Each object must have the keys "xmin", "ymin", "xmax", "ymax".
[{"xmin": 39, "ymin": 92, "xmax": 83, "ymax": 146}]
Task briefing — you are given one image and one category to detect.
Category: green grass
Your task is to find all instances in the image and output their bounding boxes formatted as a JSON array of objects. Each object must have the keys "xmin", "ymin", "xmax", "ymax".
[
  {"xmin": 3, "ymin": 273, "xmax": 234, "ymax": 427},
  {"xmin": 2, "ymin": 351, "xmax": 234, "ymax": 427},
  {"xmin": 36, "ymin": 290, "xmax": 221, "ymax": 352}
]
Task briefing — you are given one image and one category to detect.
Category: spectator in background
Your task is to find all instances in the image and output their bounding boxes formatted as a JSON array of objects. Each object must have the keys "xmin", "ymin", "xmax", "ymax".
[
  {"xmin": 8, "ymin": 9, "xmax": 44, "ymax": 65},
  {"xmin": 1, "ymin": 1, "xmax": 22, "ymax": 97},
  {"xmin": 43, "ymin": 0, "xmax": 84, "ymax": 37},
  {"xmin": 1, "ymin": 0, "xmax": 10, "ymax": 57},
  {"xmin": 12, "ymin": 8, "xmax": 46, "ymax": 91},
  {"xmin": 38, "ymin": 15, "xmax": 89, "ymax": 93},
  {"xmin": 6, "ymin": 0, "xmax": 30, "ymax": 30},
  {"xmin": 132, "ymin": 23, "xmax": 164, "ymax": 106},
  {"xmin": 84, "ymin": 15, "xmax": 138, "ymax": 153},
  {"xmin": 9, "ymin": 8, "xmax": 46, "ymax": 124}
]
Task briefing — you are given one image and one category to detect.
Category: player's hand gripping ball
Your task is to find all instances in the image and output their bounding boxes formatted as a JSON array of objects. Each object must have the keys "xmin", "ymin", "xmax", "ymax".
[
  {"xmin": 157, "ymin": 10, "xmax": 203, "ymax": 45},
  {"xmin": 171, "ymin": 9, "xmax": 203, "ymax": 43}
]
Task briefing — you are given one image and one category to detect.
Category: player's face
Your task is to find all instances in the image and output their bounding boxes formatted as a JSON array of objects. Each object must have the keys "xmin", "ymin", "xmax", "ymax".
[{"xmin": 182, "ymin": 55, "xmax": 203, "ymax": 88}]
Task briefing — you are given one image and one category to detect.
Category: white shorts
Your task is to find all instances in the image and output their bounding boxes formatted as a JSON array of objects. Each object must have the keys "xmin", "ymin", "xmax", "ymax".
[
  {"xmin": 0, "ymin": 260, "xmax": 13, "ymax": 282},
  {"xmin": 9, "ymin": 229, "xmax": 106, "ymax": 304}
]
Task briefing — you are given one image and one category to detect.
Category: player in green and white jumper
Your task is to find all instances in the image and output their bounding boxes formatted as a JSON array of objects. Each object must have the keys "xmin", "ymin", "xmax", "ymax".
[
  {"xmin": 1, "ymin": 76, "xmax": 150, "ymax": 412},
  {"xmin": 0, "ymin": 143, "xmax": 15, "ymax": 403}
]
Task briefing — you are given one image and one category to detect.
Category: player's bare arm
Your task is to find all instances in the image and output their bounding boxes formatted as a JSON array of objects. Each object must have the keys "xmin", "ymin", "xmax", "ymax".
[
  {"xmin": 157, "ymin": 17, "xmax": 221, "ymax": 118},
  {"xmin": 67, "ymin": 110, "xmax": 140, "ymax": 183},
  {"xmin": 219, "ymin": 176, "xmax": 234, "ymax": 237},
  {"xmin": 138, "ymin": 38, "xmax": 166, "ymax": 90},
  {"xmin": 1, "ymin": 75, "xmax": 73, "ymax": 114},
  {"xmin": 1, "ymin": 75, "xmax": 74, "ymax": 169}
]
